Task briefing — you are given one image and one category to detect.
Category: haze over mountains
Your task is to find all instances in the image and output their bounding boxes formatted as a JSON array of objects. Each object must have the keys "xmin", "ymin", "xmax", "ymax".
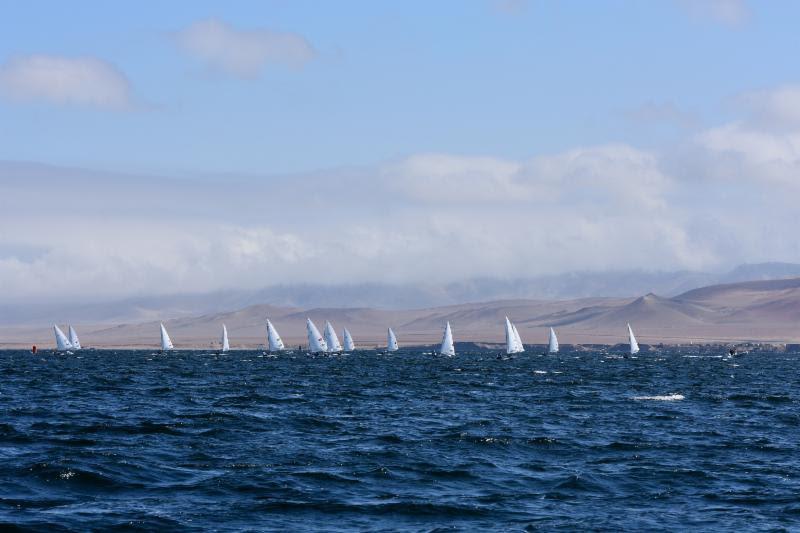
[
  {"xmin": 2, "ymin": 262, "xmax": 799, "ymax": 327},
  {"xmin": 4, "ymin": 263, "xmax": 800, "ymax": 348}
]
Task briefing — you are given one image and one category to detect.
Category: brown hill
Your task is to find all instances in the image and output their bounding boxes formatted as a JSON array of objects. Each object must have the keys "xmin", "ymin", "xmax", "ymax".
[{"xmin": 4, "ymin": 278, "xmax": 800, "ymax": 349}]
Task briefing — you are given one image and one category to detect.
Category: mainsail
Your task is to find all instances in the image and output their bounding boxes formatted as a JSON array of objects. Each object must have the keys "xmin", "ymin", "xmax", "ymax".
[
  {"xmin": 266, "ymin": 319, "xmax": 285, "ymax": 352},
  {"xmin": 387, "ymin": 328, "xmax": 399, "ymax": 352},
  {"xmin": 324, "ymin": 321, "xmax": 343, "ymax": 352},
  {"xmin": 343, "ymin": 328, "xmax": 355, "ymax": 352},
  {"xmin": 505, "ymin": 317, "xmax": 520, "ymax": 354},
  {"xmin": 439, "ymin": 322, "xmax": 455, "ymax": 357},
  {"xmin": 512, "ymin": 324, "xmax": 524, "ymax": 353},
  {"xmin": 504, "ymin": 317, "xmax": 524, "ymax": 354},
  {"xmin": 160, "ymin": 322, "xmax": 174, "ymax": 351},
  {"xmin": 628, "ymin": 323, "xmax": 640, "ymax": 355},
  {"xmin": 548, "ymin": 327, "xmax": 559, "ymax": 354},
  {"xmin": 53, "ymin": 325, "xmax": 72, "ymax": 351},
  {"xmin": 307, "ymin": 318, "xmax": 328, "ymax": 353},
  {"xmin": 68, "ymin": 325, "xmax": 81, "ymax": 350},
  {"xmin": 221, "ymin": 324, "xmax": 230, "ymax": 352}
]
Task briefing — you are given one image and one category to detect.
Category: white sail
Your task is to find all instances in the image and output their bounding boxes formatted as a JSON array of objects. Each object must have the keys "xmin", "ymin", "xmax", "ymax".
[
  {"xmin": 387, "ymin": 328, "xmax": 399, "ymax": 352},
  {"xmin": 221, "ymin": 324, "xmax": 230, "ymax": 352},
  {"xmin": 68, "ymin": 325, "xmax": 81, "ymax": 350},
  {"xmin": 439, "ymin": 321, "xmax": 455, "ymax": 357},
  {"xmin": 343, "ymin": 328, "xmax": 355, "ymax": 352},
  {"xmin": 266, "ymin": 319, "xmax": 285, "ymax": 352},
  {"xmin": 628, "ymin": 323, "xmax": 640, "ymax": 355},
  {"xmin": 504, "ymin": 317, "xmax": 524, "ymax": 354},
  {"xmin": 512, "ymin": 323, "xmax": 524, "ymax": 353},
  {"xmin": 504, "ymin": 317, "xmax": 517, "ymax": 354},
  {"xmin": 548, "ymin": 327, "xmax": 559, "ymax": 354},
  {"xmin": 53, "ymin": 325, "xmax": 72, "ymax": 351},
  {"xmin": 307, "ymin": 318, "xmax": 328, "ymax": 353},
  {"xmin": 324, "ymin": 321, "xmax": 343, "ymax": 352},
  {"xmin": 160, "ymin": 322, "xmax": 174, "ymax": 351}
]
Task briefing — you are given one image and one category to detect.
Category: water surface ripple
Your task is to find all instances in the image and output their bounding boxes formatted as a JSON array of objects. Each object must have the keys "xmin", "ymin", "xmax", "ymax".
[{"xmin": 1, "ymin": 348, "xmax": 799, "ymax": 530}]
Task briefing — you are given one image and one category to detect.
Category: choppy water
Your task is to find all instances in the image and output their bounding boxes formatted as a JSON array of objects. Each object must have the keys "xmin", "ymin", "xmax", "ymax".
[{"xmin": 1, "ymin": 347, "xmax": 800, "ymax": 531}]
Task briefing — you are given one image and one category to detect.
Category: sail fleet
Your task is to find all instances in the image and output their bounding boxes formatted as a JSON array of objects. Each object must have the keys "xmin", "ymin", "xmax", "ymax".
[{"xmin": 49, "ymin": 318, "xmax": 645, "ymax": 356}]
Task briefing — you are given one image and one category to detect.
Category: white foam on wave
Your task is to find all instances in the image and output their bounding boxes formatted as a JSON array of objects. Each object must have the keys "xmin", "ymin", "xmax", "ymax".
[
  {"xmin": 633, "ymin": 393, "xmax": 685, "ymax": 401},
  {"xmin": 533, "ymin": 370, "xmax": 547, "ymax": 374}
]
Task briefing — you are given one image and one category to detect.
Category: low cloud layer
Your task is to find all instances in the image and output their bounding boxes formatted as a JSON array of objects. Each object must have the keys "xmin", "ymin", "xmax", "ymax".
[
  {"xmin": 175, "ymin": 18, "xmax": 316, "ymax": 78},
  {"xmin": 2, "ymin": 83, "xmax": 799, "ymax": 303},
  {"xmin": 0, "ymin": 55, "xmax": 133, "ymax": 109}
]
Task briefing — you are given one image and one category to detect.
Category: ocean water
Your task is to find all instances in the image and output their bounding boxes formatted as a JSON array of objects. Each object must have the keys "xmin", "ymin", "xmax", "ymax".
[{"xmin": 1, "ymin": 347, "xmax": 800, "ymax": 531}]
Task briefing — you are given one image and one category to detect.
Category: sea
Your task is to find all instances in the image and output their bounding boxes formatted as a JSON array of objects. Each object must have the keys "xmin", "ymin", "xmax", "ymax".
[{"xmin": 1, "ymin": 347, "xmax": 799, "ymax": 531}]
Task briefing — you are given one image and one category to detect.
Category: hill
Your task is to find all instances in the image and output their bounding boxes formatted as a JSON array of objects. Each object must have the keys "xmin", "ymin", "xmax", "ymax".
[{"xmin": 5, "ymin": 276, "xmax": 800, "ymax": 348}]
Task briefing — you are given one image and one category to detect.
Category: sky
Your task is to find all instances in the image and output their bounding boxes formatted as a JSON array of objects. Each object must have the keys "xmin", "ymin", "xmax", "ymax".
[{"xmin": 2, "ymin": 0, "xmax": 800, "ymax": 303}]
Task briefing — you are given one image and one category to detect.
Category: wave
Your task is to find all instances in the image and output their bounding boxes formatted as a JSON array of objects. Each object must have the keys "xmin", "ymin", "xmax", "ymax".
[{"xmin": 633, "ymin": 394, "xmax": 685, "ymax": 401}]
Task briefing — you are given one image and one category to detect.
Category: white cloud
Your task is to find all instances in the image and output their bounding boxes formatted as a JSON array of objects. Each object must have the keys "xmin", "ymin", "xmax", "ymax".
[
  {"xmin": 692, "ymin": 85, "xmax": 800, "ymax": 185},
  {"xmin": 6, "ymin": 85, "xmax": 800, "ymax": 305},
  {"xmin": 175, "ymin": 18, "xmax": 316, "ymax": 79},
  {"xmin": 739, "ymin": 85, "xmax": 800, "ymax": 129},
  {"xmin": 0, "ymin": 55, "xmax": 133, "ymax": 109}
]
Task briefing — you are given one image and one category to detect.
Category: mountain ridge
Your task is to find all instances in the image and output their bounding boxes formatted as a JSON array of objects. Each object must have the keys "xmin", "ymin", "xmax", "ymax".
[{"xmin": 5, "ymin": 275, "xmax": 800, "ymax": 348}]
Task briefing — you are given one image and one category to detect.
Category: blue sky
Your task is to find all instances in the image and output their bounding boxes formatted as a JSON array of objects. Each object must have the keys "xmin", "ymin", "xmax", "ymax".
[
  {"xmin": 1, "ymin": 0, "xmax": 797, "ymax": 174},
  {"xmin": 2, "ymin": 0, "xmax": 800, "ymax": 302}
]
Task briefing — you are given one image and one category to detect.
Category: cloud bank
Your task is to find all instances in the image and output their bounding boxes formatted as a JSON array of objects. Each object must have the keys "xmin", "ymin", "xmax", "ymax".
[
  {"xmin": 2, "ymin": 83, "xmax": 799, "ymax": 303},
  {"xmin": 0, "ymin": 55, "xmax": 133, "ymax": 109}
]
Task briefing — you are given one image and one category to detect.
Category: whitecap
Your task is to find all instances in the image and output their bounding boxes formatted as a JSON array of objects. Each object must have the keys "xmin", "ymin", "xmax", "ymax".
[
  {"xmin": 633, "ymin": 394, "xmax": 685, "ymax": 401},
  {"xmin": 534, "ymin": 370, "xmax": 547, "ymax": 374}
]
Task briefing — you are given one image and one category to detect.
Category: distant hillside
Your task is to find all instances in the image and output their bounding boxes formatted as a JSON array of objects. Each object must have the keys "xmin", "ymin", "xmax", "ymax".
[
  {"xmin": 5, "ymin": 276, "xmax": 800, "ymax": 348},
  {"xmin": 4, "ymin": 262, "xmax": 800, "ymax": 327}
]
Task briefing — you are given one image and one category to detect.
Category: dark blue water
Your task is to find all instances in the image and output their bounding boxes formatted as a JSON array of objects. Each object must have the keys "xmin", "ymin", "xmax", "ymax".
[{"xmin": 1, "ymin": 348, "xmax": 800, "ymax": 531}]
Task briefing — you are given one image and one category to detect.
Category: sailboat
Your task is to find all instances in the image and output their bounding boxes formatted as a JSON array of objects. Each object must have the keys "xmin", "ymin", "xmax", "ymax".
[
  {"xmin": 160, "ymin": 322, "xmax": 174, "ymax": 352},
  {"xmin": 439, "ymin": 321, "xmax": 455, "ymax": 357},
  {"xmin": 221, "ymin": 324, "xmax": 230, "ymax": 352},
  {"xmin": 323, "ymin": 321, "xmax": 343, "ymax": 353},
  {"xmin": 266, "ymin": 319, "xmax": 285, "ymax": 353},
  {"xmin": 342, "ymin": 328, "xmax": 355, "ymax": 352},
  {"xmin": 387, "ymin": 328, "xmax": 399, "ymax": 352},
  {"xmin": 548, "ymin": 327, "xmax": 559, "ymax": 354},
  {"xmin": 68, "ymin": 325, "xmax": 81, "ymax": 350},
  {"xmin": 53, "ymin": 325, "xmax": 72, "ymax": 352},
  {"xmin": 627, "ymin": 323, "xmax": 640, "ymax": 355},
  {"xmin": 504, "ymin": 317, "xmax": 524, "ymax": 354},
  {"xmin": 306, "ymin": 318, "xmax": 328, "ymax": 354}
]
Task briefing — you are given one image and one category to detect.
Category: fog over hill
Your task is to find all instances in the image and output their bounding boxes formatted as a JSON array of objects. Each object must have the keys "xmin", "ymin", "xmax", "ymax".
[
  {"xmin": 3, "ymin": 262, "xmax": 800, "ymax": 327},
  {"xmin": 6, "ymin": 270, "xmax": 800, "ymax": 348}
]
